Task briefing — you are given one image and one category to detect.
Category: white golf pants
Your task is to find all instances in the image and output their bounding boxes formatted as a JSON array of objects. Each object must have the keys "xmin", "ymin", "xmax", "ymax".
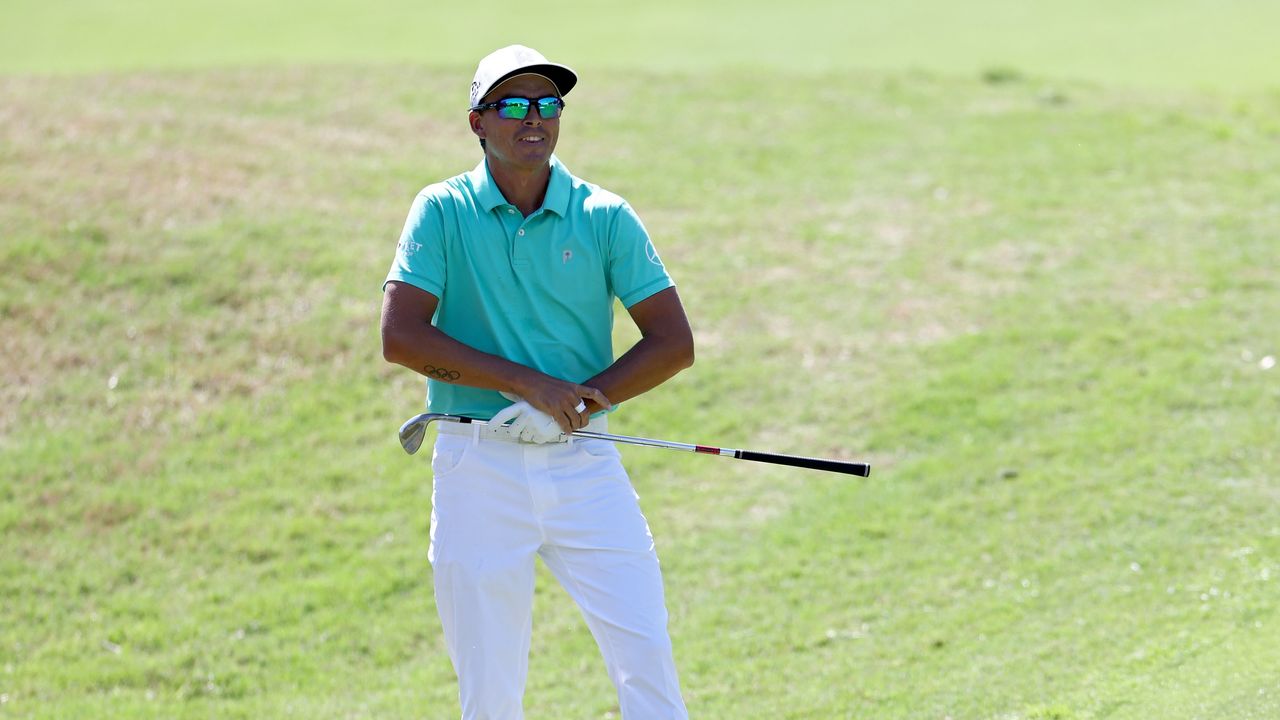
[{"xmin": 428, "ymin": 419, "xmax": 688, "ymax": 720}]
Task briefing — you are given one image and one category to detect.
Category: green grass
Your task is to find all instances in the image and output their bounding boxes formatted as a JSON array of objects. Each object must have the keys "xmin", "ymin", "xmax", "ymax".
[
  {"xmin": 3, "ymin": 1, "xmax": 1280, "ymax": 92},
  {"xmin": 3, "ymin": 32, "xmax": 1280, "ymax": 720}
]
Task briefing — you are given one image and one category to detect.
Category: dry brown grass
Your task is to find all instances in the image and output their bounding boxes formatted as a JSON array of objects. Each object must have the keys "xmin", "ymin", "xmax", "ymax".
[{"xmin": 0, "ymin": 68, "xmax": 470, "ymax": 437}]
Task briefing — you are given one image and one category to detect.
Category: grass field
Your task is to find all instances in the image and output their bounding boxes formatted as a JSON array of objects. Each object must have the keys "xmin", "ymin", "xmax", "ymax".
[
  {"xmin": 3, "ymin": 3, "xmax": 1280, "ymax": 719},
  {"xmin": 3, "ymin": 1, "xmax": 1280, "ymax": 92}
]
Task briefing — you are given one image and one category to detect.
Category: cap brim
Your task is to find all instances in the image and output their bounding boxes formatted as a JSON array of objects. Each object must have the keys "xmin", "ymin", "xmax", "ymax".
[{"xmin": 483, "ymin": 64, "xmax": 578, "ymax": 101}]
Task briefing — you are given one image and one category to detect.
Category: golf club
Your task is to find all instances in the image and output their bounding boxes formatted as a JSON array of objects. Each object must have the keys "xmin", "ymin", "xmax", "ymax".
[{"xmin": 398, "ymin": 413, "xmax": 871, "ymax": 477}]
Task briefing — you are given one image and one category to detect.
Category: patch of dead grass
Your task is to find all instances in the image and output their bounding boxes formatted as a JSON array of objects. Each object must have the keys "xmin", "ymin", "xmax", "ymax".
[{"xmin": 0, "ymin": 68, "xmax": 467, "ymax": 437}]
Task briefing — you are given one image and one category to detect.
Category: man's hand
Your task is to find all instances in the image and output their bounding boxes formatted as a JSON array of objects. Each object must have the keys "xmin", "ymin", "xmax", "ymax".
[
  {"xmin": 504, "ymin": 383, "xmax": 610, "ymax": 433},
  {"xmin": 490, "ymin": 400, "xmax": 567, "ymax": 444}
]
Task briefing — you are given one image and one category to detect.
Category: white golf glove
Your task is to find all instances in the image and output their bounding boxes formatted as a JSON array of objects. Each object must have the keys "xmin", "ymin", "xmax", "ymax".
[{"xmin": 490, "ymin": 400, "xmax": 566, "ymax": 444}]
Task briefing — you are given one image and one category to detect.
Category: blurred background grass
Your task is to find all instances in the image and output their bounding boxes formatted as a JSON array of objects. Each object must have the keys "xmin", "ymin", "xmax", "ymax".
[{"xmin": 3, "ymin": 1, "xmax": 1280, "ymax": 92}]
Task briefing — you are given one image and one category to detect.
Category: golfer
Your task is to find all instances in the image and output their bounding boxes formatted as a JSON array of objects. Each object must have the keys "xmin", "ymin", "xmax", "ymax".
[{"xmin": 380, "ymin": 45, "xmax": 693, "ymax": 718}]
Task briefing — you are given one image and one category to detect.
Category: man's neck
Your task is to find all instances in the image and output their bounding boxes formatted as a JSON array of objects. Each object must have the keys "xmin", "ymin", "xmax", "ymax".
[{"xmin": 487, "ymin": 157, "xmax": 551, "ymax": 217}]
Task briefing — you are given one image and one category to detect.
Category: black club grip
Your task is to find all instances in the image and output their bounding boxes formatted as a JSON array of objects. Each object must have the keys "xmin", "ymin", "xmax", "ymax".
[{"xmin": 735, "ymin": 450, "xmax": 871, "ymax": 477}]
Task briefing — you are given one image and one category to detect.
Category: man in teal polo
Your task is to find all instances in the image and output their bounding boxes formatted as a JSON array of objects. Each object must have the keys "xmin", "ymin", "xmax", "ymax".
[{"xmin": 381, "ymin": 45, "xmax": 693, "ymax": 719}]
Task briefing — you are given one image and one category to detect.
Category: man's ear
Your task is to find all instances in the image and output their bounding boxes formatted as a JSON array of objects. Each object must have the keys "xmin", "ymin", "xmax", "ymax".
[{"xmin": 468, "ymin": 110, "xmax": 485, "ymax": 141}]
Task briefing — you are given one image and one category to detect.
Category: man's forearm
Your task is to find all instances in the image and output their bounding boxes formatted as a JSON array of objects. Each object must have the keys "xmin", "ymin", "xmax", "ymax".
[
  {"xmin": 581, "ymin": 332, "xmax": 694, "ymax": 414},
  {"xmin": 383, "ymin": 321, "xmax": 539, "ymax": 396},
  {"xmin": 581, "ymin": 286, "xmax": 695, "ymax": 414}
]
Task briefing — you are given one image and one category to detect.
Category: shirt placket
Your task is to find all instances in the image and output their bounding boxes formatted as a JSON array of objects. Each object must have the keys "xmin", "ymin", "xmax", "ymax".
[{"xmin": 502, "ymin": 206, "xmax": 538, "ymax": 272}]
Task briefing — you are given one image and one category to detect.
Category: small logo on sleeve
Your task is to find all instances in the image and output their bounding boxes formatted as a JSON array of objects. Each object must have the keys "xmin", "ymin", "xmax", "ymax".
[
  {"xmin": 645, "ymin": 240, "xmax": 664, "ymax": 267},
  {"xmin": 398, "ymin": 239, "xmax": 423, "ymax": 257}
]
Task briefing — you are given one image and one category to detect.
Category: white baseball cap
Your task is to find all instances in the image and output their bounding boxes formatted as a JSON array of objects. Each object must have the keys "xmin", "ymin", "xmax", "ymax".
[{"xmin": 469, "ymin": 45, "xmax": 578, "ymax": 108}]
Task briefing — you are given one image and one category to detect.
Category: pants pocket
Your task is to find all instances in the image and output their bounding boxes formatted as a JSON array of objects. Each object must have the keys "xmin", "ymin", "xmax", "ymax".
[{"xmin": 431, "ymin": 435, "xmax": 472, "ymax": 478}]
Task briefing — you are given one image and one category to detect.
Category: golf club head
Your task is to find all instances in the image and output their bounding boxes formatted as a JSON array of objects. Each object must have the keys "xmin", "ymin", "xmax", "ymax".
[{"xmin": 398, "ymin": 416, "xmax": 430, "ymax": 455}]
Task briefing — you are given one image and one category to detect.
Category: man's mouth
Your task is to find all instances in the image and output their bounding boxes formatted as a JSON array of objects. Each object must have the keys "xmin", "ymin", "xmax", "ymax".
[{"xmin": 518, "ymin": 136, "xmax": 545, "ymax": 144}]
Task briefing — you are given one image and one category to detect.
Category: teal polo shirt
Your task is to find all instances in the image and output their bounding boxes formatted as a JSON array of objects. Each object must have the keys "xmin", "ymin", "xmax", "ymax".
[{"xmin": 385, "ymin": 155, "xmax": 674, "ymax": 420}]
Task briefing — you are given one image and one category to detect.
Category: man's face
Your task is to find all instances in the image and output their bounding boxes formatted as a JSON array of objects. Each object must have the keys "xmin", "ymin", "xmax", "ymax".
[
  {"xmin": 471, "ymin": 74, "xmax": 560, "ymax": 170},
  {"xmin": 470, "ymin": 74, "xmax": 561, "ymax": 171}
]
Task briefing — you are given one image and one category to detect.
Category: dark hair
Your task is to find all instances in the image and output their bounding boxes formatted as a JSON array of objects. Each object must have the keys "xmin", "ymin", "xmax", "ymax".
[{"xmin": 479, "ymin": 139, "xmax": 486, "ymax": 150}]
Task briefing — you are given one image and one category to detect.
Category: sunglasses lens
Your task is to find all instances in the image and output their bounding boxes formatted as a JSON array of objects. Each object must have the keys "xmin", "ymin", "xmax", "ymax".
[
  {"xmin": 497, "ymin": 99, "xmax": 531, "ymax": 119},
  {"xmin": 537, "ymin": 97, "xmax": 563, "ymax": 119},
  {"xmin": 488, "ymin": 97, "xmax": 561, "ymax": 120}
]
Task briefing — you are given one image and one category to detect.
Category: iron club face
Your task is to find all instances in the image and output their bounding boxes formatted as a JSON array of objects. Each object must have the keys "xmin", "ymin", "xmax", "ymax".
[
  {"xmin": 398, "ymin": 415, "xmax": 431, "ymax": 455},
  {"xmin": 398, "ymin": 413, "xmax": 471, "ymax": 454}
]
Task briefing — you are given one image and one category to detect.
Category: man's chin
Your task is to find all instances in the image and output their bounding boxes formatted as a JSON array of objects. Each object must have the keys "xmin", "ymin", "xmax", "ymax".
[
  {"xmin": 497, "ymin": 147, "xmax": 554, "ymax": 171},
  {"xmin": 517, "ymin": 143, "xmax": 554, "ymax": 164}
]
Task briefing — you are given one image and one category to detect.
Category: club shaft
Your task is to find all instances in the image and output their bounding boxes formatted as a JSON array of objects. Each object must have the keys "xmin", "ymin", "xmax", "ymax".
[
  {"xmin": 400, "ymin": 413, "xmax": 870, "ymax": 477},
  {"xmin": 574, "ymin": 431, "xmax": 870, "ymax": 476}
]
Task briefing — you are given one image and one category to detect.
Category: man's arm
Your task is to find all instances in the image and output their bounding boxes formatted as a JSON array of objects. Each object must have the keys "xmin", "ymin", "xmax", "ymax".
[
  {"xmin": 380, "ymin": 280, "xmax": 608, "ymax": 430},
  {"xmin": 579, "ymin": 286, "xmax": 695, "ymax": 415}
]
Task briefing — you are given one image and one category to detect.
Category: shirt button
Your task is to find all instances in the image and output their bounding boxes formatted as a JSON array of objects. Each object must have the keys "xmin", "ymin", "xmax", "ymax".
[
  {"xmin": 517, "ymin": 229, "xmax": 525, "ymax": 236},
  {"xmin": 507, "ymin": 208, "xmax": 516, "ymax": 214}
]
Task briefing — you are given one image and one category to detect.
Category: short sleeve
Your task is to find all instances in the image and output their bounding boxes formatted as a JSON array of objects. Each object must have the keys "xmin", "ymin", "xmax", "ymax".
[
  {"xmin": 383, "ymin": 191, "xmax": 447, "ymax": 297},
  {"xmin": 608, "ymin": 202, "xmax": 674, "ymax": 308}
]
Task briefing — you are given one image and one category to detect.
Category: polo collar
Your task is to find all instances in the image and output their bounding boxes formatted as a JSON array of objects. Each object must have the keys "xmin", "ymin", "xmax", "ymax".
[
  {"xmin": 541, "ymin": 157, "xmax": 571, "ymax": 217},
  {"xmin": 471, "ymin": 155, "xmax": 571, "ymax": 217}
]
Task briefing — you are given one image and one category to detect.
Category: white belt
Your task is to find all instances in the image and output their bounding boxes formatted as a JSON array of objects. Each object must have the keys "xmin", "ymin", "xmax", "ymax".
[{"xmin": 436, "ymin": 414, "xmax": 609, "ymax": 443}]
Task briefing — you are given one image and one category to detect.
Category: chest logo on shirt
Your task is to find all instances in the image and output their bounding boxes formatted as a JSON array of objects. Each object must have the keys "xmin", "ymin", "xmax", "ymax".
[{"xmin": 562, "ymin": 249, "xmax": 573, "ymax": 264}]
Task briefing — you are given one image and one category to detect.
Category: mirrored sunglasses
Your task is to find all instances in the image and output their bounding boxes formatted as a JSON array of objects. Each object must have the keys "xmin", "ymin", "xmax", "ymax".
[{"xmin": 471, "ymin": 96, "xmax": 565, "ymax": 120}]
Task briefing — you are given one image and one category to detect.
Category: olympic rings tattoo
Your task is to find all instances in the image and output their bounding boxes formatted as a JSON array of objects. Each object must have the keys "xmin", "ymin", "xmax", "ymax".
[{"xmin": 423, "ymin": 365, "xmax": 461, "ymax": 381}]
